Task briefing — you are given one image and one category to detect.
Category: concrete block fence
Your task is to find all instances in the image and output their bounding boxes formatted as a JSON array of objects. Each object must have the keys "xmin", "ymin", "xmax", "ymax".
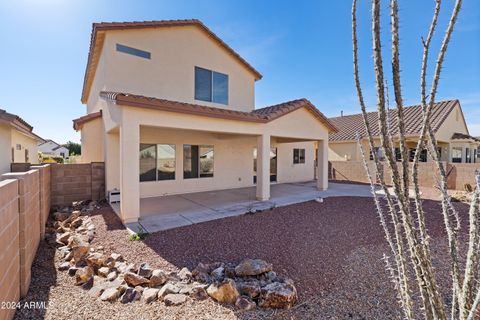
[
  {"xmin": 0, "ymin": 162, "xmax": 105, "ymax": 320},
  {"xmin": 329, "ymin": 160, "xmax": 480, "ymax": 191}
]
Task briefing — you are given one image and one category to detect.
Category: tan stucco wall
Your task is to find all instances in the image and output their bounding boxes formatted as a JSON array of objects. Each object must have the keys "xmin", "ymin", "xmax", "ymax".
[
  {"xmin": 435, "ymin": 104, "xmax": 469, "ymax": 142},
  {"xmin": 329, "ymin": 141, "xmax": 360, "ymax": 161},
  {"xmin": 87, "ymin": 26, "xmax": 256, "ymax": 114},
  {"xmin": 80, "ymin": 117, "xmax": 105, "ymax": 163},
  {"xmin": 0, "ymin": 124, "xmax": 11, "ymax": 174},
  {"xmin": 11, "ymin": 129, "xmax": 38, "ymax": 165}
]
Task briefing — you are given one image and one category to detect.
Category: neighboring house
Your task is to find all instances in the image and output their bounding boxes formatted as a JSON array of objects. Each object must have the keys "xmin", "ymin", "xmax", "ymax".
[
  {"xmin": 73, "ymin": 20, "xmax": 336, "ymax": 224},
  {"xmin": 38, "ymin": 139, "xmax": 70, "ymax": 159},
  {"xmin": 328, "ymin": 100, "xmax": 480, "ymax": 163},
  {"xmin": 0, "ymin": 109, "xmax": 42, "ymax": 174}
]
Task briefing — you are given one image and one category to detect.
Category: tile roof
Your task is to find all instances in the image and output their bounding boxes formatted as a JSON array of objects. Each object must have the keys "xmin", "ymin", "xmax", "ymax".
[
  {"xmin": 328, "ymin": 100, "xmax": 459, "ymax": 142},
  {"xmin": 81, "ymin": 19, "xmax": 262, "ymax": 104},
  {"xmin": 73, "ymin": 110, "xmax": 102, "ymax": 130},
  {"xmin": 0, "ymin": 109, "xmax": 43, "ymax": 141},
  {"xmin": 451, "ymin": 132, "xmax": 480, "ymax": 142},
  {"xmin": 98, "ymin": 91, "xmax": 337, "ymax": 132}
]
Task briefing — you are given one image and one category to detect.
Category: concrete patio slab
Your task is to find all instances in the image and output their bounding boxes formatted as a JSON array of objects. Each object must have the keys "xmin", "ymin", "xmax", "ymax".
[{"xmin": 113, "ymin": 181, "xmax": 374, "ymax": 233}]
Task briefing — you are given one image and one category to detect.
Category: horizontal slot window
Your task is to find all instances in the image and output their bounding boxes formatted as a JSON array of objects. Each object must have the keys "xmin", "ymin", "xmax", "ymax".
[{"xmin": 116, "ymin": 43, "xmax": 151, "ymax": 59}]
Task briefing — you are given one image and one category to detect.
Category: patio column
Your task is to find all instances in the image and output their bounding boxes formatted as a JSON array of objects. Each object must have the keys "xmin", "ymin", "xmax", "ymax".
[
  {"xmin": 256, "ymin": 134, "xmax": 270, "ymax": 201},
  {"xmin": 317, "ymin": 139, "xmax": 328, "ymax": 190},
  {"xmin": 119, "ymin": 123, "xmax": 140, "ymax": 223}
]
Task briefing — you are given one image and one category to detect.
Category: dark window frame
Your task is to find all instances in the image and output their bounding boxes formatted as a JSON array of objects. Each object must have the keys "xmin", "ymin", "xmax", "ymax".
[
  {"xmin": 194, "ymin": 66, "xmax": 229, "ymax": 105},
  {"xmin": 452, "ymin": 147, "xmax": 462, "ymax": 163},
  {"xmin": 183, "ymin": 144, "xmax": 214, "ymax": 179},
  {"xmin": 116, "ymin": 43, "xmax": 151, "ymax": 59},
  {"xmin": 139, "ymin": 143, "xmax": 176, "ymax": 182},
  {"xmin": 293, "ymin": 148, "xmax": 306, "ymax": 164}
]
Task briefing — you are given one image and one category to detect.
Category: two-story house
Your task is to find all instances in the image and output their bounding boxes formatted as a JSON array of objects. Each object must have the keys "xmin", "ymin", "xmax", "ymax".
[
  {"xmin": 38, "ymin": 139, "xmax": 70, "ymax": 160},
  {"xmin": 73, "ymin": 20, "xmax": 336, "ymax": 224}
]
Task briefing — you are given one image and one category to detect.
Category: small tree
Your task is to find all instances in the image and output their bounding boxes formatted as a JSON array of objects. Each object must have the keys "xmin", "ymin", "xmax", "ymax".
[
  {"xmin": 352, "ymin": 0, "xmax": 479, "ymax": 319},
  {"xmin": 63, "ymin": 141, "xmax": 81, "ymax": 156}
]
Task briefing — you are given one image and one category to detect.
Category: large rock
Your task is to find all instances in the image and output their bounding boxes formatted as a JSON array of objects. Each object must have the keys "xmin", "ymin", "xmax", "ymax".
[
  {"xmin": 178, "ymin": 267, "xmax": 192, "ymax": 280},
  {"xmin": 75, "ymin": 266, "xmax": 94, "ymax": 285},
  {"xmin": 138, "ymin": 262, "xmax": 153, "ymax": 279},
  {"xmin": 70, "ymin": 217, "xmax": 83, "ymax": 229},
  {"xmin": 211, "ymin": 267, "xmax": 224, "ymax": 280},
  {"xmin": 100, "ymin": 286, "xmax": 126, "ymax": 302},
  {"xmin": 236, "ymin": 281, "xmax": 261, "ymax": 299},
  {"xmin": 142, "ymin": 288, "xmax": 159, "ymax": 303},
  {"xmin": 56, "ymin": 232, "xmax": 71, "ymax": 245},
  {"xmin": 149, "ymin": 269, "xmax": 168, "ymax": 287},
  {"xmin": 107, "ymin": 271, "xmax": 117, "ymax": 281},
  {"xmin": 110, "ymin": 253, "xmax": 124, "ymax": 262},
  {"xmin": 119, "ymin": 287, "xmax": 141, "ymax": 304},
  {"xmin": 124, "ymin": 272, "xmax": 149, "ymax": 287},
  {"xmin": 235, "ymin": 296, "xmax": 256, "ymax": 311},
  {"xmin": 164, "ymin": 294, "xmax": 187, "ymax": 306},
  {"xmin": 258, "ymin": 281, "xmax": 297, "ymax": 309},
  {"xmin": 158, "ymin": 282, "xmax": 181, "ymax": 299},
  {"xmin": 97, "ymin": 267, "xmax": 110, "ymax": 277},
  {"xmin": 235, "ymin": 259, "xmax": 272, "ymax": 276},
  {"xmin": 72, "ymin": 244, "xmax": 90, "ymax": 265},
  {"xmin": 206, "ymin": 279, "xmax": 239, "ymax": 304},
  {"xmin": 191, "ymin": 287, "xmax": 209, "ymax": 301},
  {"xmin": 86, "ymin": 252, "xmax": 105, "ymax": 268},
  {"xmin": 58, "ymin": 262, "xmax": 71, "ymax": 271}
]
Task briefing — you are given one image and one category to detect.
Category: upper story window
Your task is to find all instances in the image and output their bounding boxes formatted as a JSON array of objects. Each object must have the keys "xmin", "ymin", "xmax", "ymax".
[
  {"xmin": 116, "ymin": 43, "xmax": 151, "ymax": 60},
  {"xmin": 195, "ymin": 67, "xmax": 228, "ymax": 105}
]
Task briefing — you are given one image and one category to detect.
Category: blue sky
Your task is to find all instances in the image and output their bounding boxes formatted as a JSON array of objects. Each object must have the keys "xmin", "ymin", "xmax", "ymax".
[{"xmin": 0, "ymin": 0, "xmax": 479, "ymax": 143}]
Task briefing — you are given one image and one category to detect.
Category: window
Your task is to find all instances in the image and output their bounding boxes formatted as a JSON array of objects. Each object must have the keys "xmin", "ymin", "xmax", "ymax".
[
  {"xmin": 466, "ymin": 148, "xmax": 471, "ymax": 163},
  {"xmin": 452, "ymin": 147, "xmax": 462, "ymax": 163},
  {"xmin": 474, "ymin": 149, "xmax": 477, "ymax": 163},
  {"xmin": 369, "ymin": 147, "xmax": 384, "ymax": 161},
  {"xmin": 408, "ymin": 149, "xmax": 427, "ymax": 162},
  {"xmin": 194, "ymin": 67, "xmax": 228, "ymax": 105},
  {"xmin": 395, "ymin": 148, "xmax": 401, "ymax": 161},
  {"xmin": 184, "ymin": 145, "xmax": 214, "ymax": 179},
  {"xmin": 293, "ymin": 148, "xmax": 305, "ymax": 164},
  {"xmin": 139, "ymin": 144, "xmax": 176, "ymax": 182},
  {"xmin": 116, "ymin": 43, "xmax": 151, "ymax": 59},
  {"xmin": 25, "ymin": 149, "xmax": 29, "ymax": 163},
  {"xmin": 16, "ymin": 144, "xmax": 21, "ymax": 150}
]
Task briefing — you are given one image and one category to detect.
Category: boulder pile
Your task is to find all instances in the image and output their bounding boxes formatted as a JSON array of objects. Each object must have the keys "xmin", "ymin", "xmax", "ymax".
[{"xmin": 47, "ymin": 201, "xmax": 297, "ymax": 310}]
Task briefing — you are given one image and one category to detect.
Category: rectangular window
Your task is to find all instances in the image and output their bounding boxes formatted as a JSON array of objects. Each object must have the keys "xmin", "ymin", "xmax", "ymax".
[
  {"xmin": 140, "ymin": 144, "xmax": 176, "ymax": 182},
  {"xmin": 16, "ymin": 144, "xmax": 21, "ymax": 150},
  {"xmin": 293, "ymin": 148, "xmax": 306, "ymax": 164},
  {"xmin": 466, "ymin": 148, "xmax": 471, "ymax": 163},
  {"xmin": 194, "ymin": 67, "xmax": 228, "ymax": 105},
  {"xmin": 474, "ymin": 149, "xmax": 477, "ymax": 163},
  {"xmin": 395, "ymin": 148, "xmax": 401, "ymax": 161},
  {"xmin": 116, "ymin": 43, "xmax": 151, "ymax": 59},
  {"xmin": 452, "ymin": 147, "xmax": 462, "ymax": 163},
  {"xmin": 184, "ymin": 145, "xmax": 214, "ymax": 179}
]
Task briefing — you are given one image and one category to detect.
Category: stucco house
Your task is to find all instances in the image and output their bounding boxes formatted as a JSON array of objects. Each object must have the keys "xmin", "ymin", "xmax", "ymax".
[
  {"xmin": 38, "ymin": 139, "xmax": 70, "ymax": 159},
  {"xmin": 0, "ymin": 109, "xmax": 42, "ymax": 174},
  {"xmin": 73, "ymin": 20, "xmax": 336, "ymax": 224},
  {"xmin": 328, "ymin": 100, "xmax": 480, "ymax": 163}
]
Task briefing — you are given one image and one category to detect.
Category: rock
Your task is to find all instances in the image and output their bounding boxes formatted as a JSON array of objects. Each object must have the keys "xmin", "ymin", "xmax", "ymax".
[
  {"xmin": 63, "ymin": 251, "xmax": 74, "ymax": 262},
  {"xmin": 138, "ymin": 262, "xmax": 153, "ymax": 279},
  {"xmin": 258, "ymin": 282, "xmax": 297, "ymax": 309},
  {"xmin": 211, "ymin": 267, "xmax": 224, "ymax": 280},
  {"xmin": 87, "ymin": 230, "xmax": 95, "ymax": 242},
  {"xmin": 206, "ymin": 279, "xmax": 239, "ymax": 304},
  {"xmin": 142, "ymin": 288, "xmax": 159, "ymax": 303},
  {"xmin": 100, "ymin": 286, "xmax": 126, "ymax": 302},
  {"xmin": 236, "ymin": 281, "xmax": 261, "ymax": 299},
  {"xmin": 71, "ymin": 217, "xmax": 83, "ymax": 229},
  {"xmin": 164, "ymin": 294, "xmax": 187, "ymax": 306},
  {"xmin": 192, "ymin": 262, "xmax": 211, "ymax": 275},
  {"xmin": 178, "ymin": 267, "xmax": 192, "ymax": 280},
  {"xmin": 265, "ymin": 271, "xmax": 278, "ymax": 282},
  {"xmin": 193, "ymin": 272, "xmax": 212, "ymax": 284},
  {"xmin": 116, "ymin": 262, "xmax": 137, "ymax": 274},
  {"xmin": 224, "ymin": 264, "xmax": 236, "ymax": 278},
  {"xmin": 58, "ymin": 262, "xmax": 70, "ymax": 271},
  {"xmin": 56, "ymin": 232, "xmax": 71, "ymax": 245},
  {"xmin": 158, "ymin": 283, "xmax": 181, "ymax": 299},
  {"xmin": 191, "ymin": 287, "xmax": 209, "ymax": 301},
  {"xmin": 97, "ymin": 267, "xmax": 110, "ymax": 277},
  {"xmin": 107, "ymin": 271, "xmax": 117, "ymax": 281},
  {"xmin": 103, "ymin": 256, "xmax": 115, "ymax": 268},
  {"xmin": 110, "ymin": 253, "xmax": 124, "ymax": 262},
  {"xmin": 135, "ymin": 285, "xmax": 144, "ymax": 293},
  {"xmin": 81, "ymin": 276, "xmax": 94, "ymax": 290},
  {"xmin": 86, "ymin": 252, "xmax": 105, "ymax": 268},
  {"xmin": 235, "ymin": 296, "xmax": 256, "ymax": 311},
  {"xmin": 72, "ymin": 244, "xmax": 90, "ymax": 265},
  {"xmin": 75, "ymin": 266, "xmax": 94, "ymax": 285},
  {"xmin": 149, "ymin": 269, "xmax": 168, "ymax": 287},
  {"xmin": 68, "ymin": 266, "xmax": 79, "ymax": 276},
  {"xmin": 88, "ymin": 283, "xmax": 106, "ymax": 298},
  {"xmin": 53, "ymin": 211, "xmax": 69, "ymax": 222},
  {"xmin": 124, "ymin": 272, "xmax": 149, "ymax": 287},
  {"xmin": 64, "ymin": 210, "xmax": 81, "ymax": 224},
  {"xmin": 235, "ymin": 259, "xmax": 273, "ymax": 276},
  {"xmin": 119, "ymin": 287, "xmax": 141, "ymax": 304}
]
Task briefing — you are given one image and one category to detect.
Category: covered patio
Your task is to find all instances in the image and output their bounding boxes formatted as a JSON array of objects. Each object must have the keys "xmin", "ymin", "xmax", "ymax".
[{"xmin": 111, "ymin": 181, "xmax": 373, "ymax": 233}]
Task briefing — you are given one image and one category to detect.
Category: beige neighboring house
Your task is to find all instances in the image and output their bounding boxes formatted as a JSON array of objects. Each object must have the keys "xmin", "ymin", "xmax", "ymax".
[
  {"xmin": 0, "ymin": 109, "xmax": 42, "ymax": 174},
  {"xmin": 328, "ymin": 100, "xmax": 480, "ymax": 164},
  {"xmin": 73, "ymin": 20, "xmax": 336, "ymax": 224},
  {"xmin": 38, "ymin": 139, "xmax": 70, "ymax": 159}
]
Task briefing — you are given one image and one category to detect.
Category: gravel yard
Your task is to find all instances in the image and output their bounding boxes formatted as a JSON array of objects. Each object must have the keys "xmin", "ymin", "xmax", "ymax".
[{"xmin": 15, "ymin": 196, "xmax": 470, "ymax": 320}]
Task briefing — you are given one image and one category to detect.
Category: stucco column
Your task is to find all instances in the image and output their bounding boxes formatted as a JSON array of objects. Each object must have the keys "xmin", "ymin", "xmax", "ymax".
[
  {"xmin": 317, "ymin": 139, "xmax": 328, "ymax": 190},
  {"xmin": 119, "ymin": 123, "xmax": 140, "ymax": 223},
  {"xmin": 104, "ymin": 132, "xmax": 120, "ymax": 195},
  {"xmin": 256, "ymin": 134, "xmax": 270, "ymax": 201}
]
